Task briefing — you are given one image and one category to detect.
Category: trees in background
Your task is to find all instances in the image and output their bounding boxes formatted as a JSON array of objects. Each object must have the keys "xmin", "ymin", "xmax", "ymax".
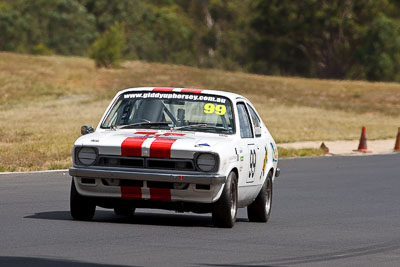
[
  {"xmin": 1, "ymin": 0, "xmax": 400, "ymax": 82},
  {"xmin": 175, "ymin": 0, "xmax": 251, "ymax": 70},
  {"xmin": 250, "ymin": 0, "xmax": 400, "ymax": 81},
  {"xmin": 80, "ymin": 0, "xmax": 198, "ymax": 65},
  {"xmin": 249, "ymin": 0, "xmax": 400, "ymax": 80},
  {"xmin": 358, "ymin": 14, "xmax": 400, "ymax": 81},
  {"xmin": 0, "ymin": 0, "xmax": 96, "ymax": 55}
]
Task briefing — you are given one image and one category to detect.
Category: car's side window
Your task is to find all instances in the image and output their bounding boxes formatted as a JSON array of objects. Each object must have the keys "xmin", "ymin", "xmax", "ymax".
[
  {"xmin": 247, "ymin": 104, "xmax": 262, "ymax": 137},
  {"xmin": 237, "ymin": 103, "xmax": 253, "ymax": 138}
]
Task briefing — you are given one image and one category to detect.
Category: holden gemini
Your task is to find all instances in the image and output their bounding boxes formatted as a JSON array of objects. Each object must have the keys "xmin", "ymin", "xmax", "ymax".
[{"xmin": 69, "ymin": 87, "xmax": 280, "ymax": 228}]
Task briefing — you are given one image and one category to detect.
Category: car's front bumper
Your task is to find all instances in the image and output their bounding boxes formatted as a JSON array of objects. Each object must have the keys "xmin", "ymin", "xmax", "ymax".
[
  {"xmin": 69, "ymin": 167, "xmax": 226, "ymax": 203},
  {"xmin": 69, "ymin": 166, "xmax": 226, "ymax": 185}
]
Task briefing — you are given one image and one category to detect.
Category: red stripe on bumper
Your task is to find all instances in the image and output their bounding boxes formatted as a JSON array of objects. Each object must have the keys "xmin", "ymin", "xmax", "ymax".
[
  {"xmin": 150, "ymin": 188, "xmax": 171, "ymax": 201},
  {"xmin": 121, "ymin": 186, "xmax": 142, "ymax": 199},
  {"xmin": 153, "ymin": 88, "xmax": 174, "ymax": 92},
  {"xmin": 121, "ymin": 137, "xmax": 146, "ymax": 157},
  {"xmin": 181, "ymin": 89, "xmax": 203, "ymax": 93},
  {"xmin": 150, "ymin": 138, "xmax": 176, "ymax": 158}
]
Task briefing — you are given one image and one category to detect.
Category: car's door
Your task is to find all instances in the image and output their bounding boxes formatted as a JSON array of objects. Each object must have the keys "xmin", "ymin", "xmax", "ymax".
[
  {"xmin": 246, "ymin": 103, "xmax": 268, "ymax": 182},
  {"xmin": 236, "ymin": 102, "xmax": 257, "ymax": 183}
]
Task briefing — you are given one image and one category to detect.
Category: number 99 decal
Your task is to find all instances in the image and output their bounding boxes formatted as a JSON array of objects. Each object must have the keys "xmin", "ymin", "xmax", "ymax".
[{"xmin": 204, "ymin": 103, "xmax": 226, "ymax": 115}]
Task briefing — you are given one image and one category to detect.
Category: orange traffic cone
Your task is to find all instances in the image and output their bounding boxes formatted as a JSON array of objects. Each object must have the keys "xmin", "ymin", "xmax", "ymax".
[
  {"xmin": 353, "ymin": 126, "xmax": 372, "ymax": 153},
  {"xmin": 394, "ymin": 128, "xmax": 400, "ymax": 152}
]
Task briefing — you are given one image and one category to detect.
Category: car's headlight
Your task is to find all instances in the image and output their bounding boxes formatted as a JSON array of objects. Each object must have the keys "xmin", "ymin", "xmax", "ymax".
[
  {"xmin": 76, "ymin": 147, "xmax": 98, "ymax": 166},
  {"xmin": 195, "ymin": 153, "xmax": 218, "ymax": 172}
]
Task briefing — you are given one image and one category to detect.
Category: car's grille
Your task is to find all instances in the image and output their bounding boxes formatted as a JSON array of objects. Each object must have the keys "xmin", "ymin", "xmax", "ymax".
[
  {"xmin": 96, "ymin": 156, "xmax": 195, "ymax": 171},
  {"xmin": 97, "ymin": 157, "xmax": 144, "ymax": 168}
]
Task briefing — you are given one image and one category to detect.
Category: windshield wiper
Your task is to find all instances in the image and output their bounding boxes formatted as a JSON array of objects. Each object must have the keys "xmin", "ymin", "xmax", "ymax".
[
  {"xmin": 173, "ymin": 124, "xmax": 229, "ymax": 131},
  {"xmin": 119, "ymin": 122, "xmax": 170, "ymax": 129}
]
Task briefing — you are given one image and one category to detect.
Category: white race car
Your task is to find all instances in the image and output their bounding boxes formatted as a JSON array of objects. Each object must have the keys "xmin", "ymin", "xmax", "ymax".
[{"xmin": 69, "ymin": 87, "xmax": 280, "ymax": 228}]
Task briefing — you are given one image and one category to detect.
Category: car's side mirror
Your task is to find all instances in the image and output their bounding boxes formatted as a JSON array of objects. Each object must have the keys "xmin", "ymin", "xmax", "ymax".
[{"xmin": 81, "ymin": 125, "xmax": 94, "ymax": 135}]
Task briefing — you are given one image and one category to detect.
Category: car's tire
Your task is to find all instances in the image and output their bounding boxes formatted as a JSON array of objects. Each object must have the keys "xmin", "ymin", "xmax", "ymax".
[
  {"xmin": 212, "ymin": 171, "xmax": 238, "ymax": 228},
  {"xmin": 70, "ymin": 178, "xmax": 96, "ymax": 221},
  {"xmin": 247, "ymin": 171, "xmax": 273, "ymax": 222},
  {"xmin": 114, "ymin": 206, "xmax": 135, "ymax": 217}
]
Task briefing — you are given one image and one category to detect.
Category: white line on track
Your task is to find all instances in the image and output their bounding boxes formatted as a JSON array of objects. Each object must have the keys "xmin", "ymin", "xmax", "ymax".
[{"xmin": 0, "ymin": 169, "xmax": 68, "ymax": 175}]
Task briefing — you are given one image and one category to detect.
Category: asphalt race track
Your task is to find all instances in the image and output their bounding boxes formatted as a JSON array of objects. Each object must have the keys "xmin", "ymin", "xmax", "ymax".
[{"xmin": 0, "ymin": 154, "xmax": 399, "ymax": 267}]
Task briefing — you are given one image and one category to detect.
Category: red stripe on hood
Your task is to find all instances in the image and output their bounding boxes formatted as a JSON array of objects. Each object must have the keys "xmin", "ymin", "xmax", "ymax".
[
  {"xmin": 153, "ymin": 88, "xmax": 174, "ymax": 92},
  {"xmin": 121, "ymin": 186, "xmax": 142, "ymax": 199},
  {"xmin": 135, "ymin": 132, "xmax": 185, "ymax": 137},
  {"xmin": 162, "ymin": 133, "xmax": 185, "ymax": 137},
  {"xmin": 150, "ymin": 188, "xmax": 171, "ymax": 201},
  {"xmin": 121, "ymin": 137, "xmax": 146, "ymax": 157},
  {"xmin": 150, "ymin": 138, "xmax": 176, "ymax": 158},
  {"xmin": 134, "ymin": 131, "xmax": 157, "ymax": 136},
  {"xmin": 181, "ymin": 89, "xmax": 203, "ymax": 93}
]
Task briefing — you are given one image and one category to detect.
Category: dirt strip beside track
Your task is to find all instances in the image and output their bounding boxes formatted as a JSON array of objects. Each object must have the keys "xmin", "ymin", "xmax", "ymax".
[{"xmin": 279, "ymin": 139, "xmax": 398, "ymax": 156}]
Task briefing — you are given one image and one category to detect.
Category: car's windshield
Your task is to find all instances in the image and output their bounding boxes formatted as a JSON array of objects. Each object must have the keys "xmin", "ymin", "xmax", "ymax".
[{"xmin": 101, "ymin": 92, "xmax": 234, "ymax": 134}]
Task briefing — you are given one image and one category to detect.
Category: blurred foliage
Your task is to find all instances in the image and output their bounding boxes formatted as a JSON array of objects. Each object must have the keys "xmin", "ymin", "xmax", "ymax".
[
  {"xmin": 32, "ymin": 43, "xmax": 54, "ymax": 55},
  {"xmin": 249, "ymin": 0, "xmax": 399, "ymax": 80},
  {"xmin": 0, "ymin": 0, "xmax": 96, "ymax": 55},
  {"xmin": 0, "ymin": 2, "xmax": 28, "ymax": 52},
  {"xmin": 1, "ymin": 0, "xmax": 400, "ymax": 81},
  {"xmin": 89, "ymin": 22, "xmax": 126, "ymax": 68},
  {"xmin": 358, "ymin": 14, "xmax": 400, "ymax": 81}
]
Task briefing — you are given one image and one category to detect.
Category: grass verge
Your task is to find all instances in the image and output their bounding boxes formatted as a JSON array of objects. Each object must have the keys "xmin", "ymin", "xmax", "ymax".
[{"xmin": 278, "ymin": 147, "xmax": 326, "ymax": 158}]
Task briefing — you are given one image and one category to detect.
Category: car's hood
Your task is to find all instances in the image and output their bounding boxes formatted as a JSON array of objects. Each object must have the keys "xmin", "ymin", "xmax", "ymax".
[{"xmin": 74, "ymin": 129, "xmax": 233, "ymax": 159}]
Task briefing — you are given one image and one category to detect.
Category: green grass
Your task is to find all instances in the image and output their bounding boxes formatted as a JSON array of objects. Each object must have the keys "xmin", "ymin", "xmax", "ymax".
[
  {"xmin": 1, "ymin": 52, "xmax": 399, "ymax": 171},
  {"xmin": 278, "ymin": 147, "xmax": 326, "ymax": 158}
]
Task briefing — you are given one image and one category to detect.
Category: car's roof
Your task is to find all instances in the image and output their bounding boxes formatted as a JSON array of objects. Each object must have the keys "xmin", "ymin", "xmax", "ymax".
[{"xmin": 119, "ymin": 87, "xmax": 248, "ymax": 102}]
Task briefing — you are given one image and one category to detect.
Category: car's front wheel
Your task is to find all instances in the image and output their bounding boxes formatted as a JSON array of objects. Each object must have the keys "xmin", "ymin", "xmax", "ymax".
[
  {"xmin": 212, "ymin": 171, "xmax": 238, "ymax": 228},
  {"xmin": 70, "ymin": 178, "xmax": 96, "ymax": 221},
  {"xmin": 247, "ymin": 171, "xmax": 273, "ymax": 222}
]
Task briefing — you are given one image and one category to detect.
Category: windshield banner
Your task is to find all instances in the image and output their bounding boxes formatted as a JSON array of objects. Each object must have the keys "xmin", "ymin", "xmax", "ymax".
[{"xmin": 123, "ymin": 92, "xmax": 227, "ymax": 104}]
